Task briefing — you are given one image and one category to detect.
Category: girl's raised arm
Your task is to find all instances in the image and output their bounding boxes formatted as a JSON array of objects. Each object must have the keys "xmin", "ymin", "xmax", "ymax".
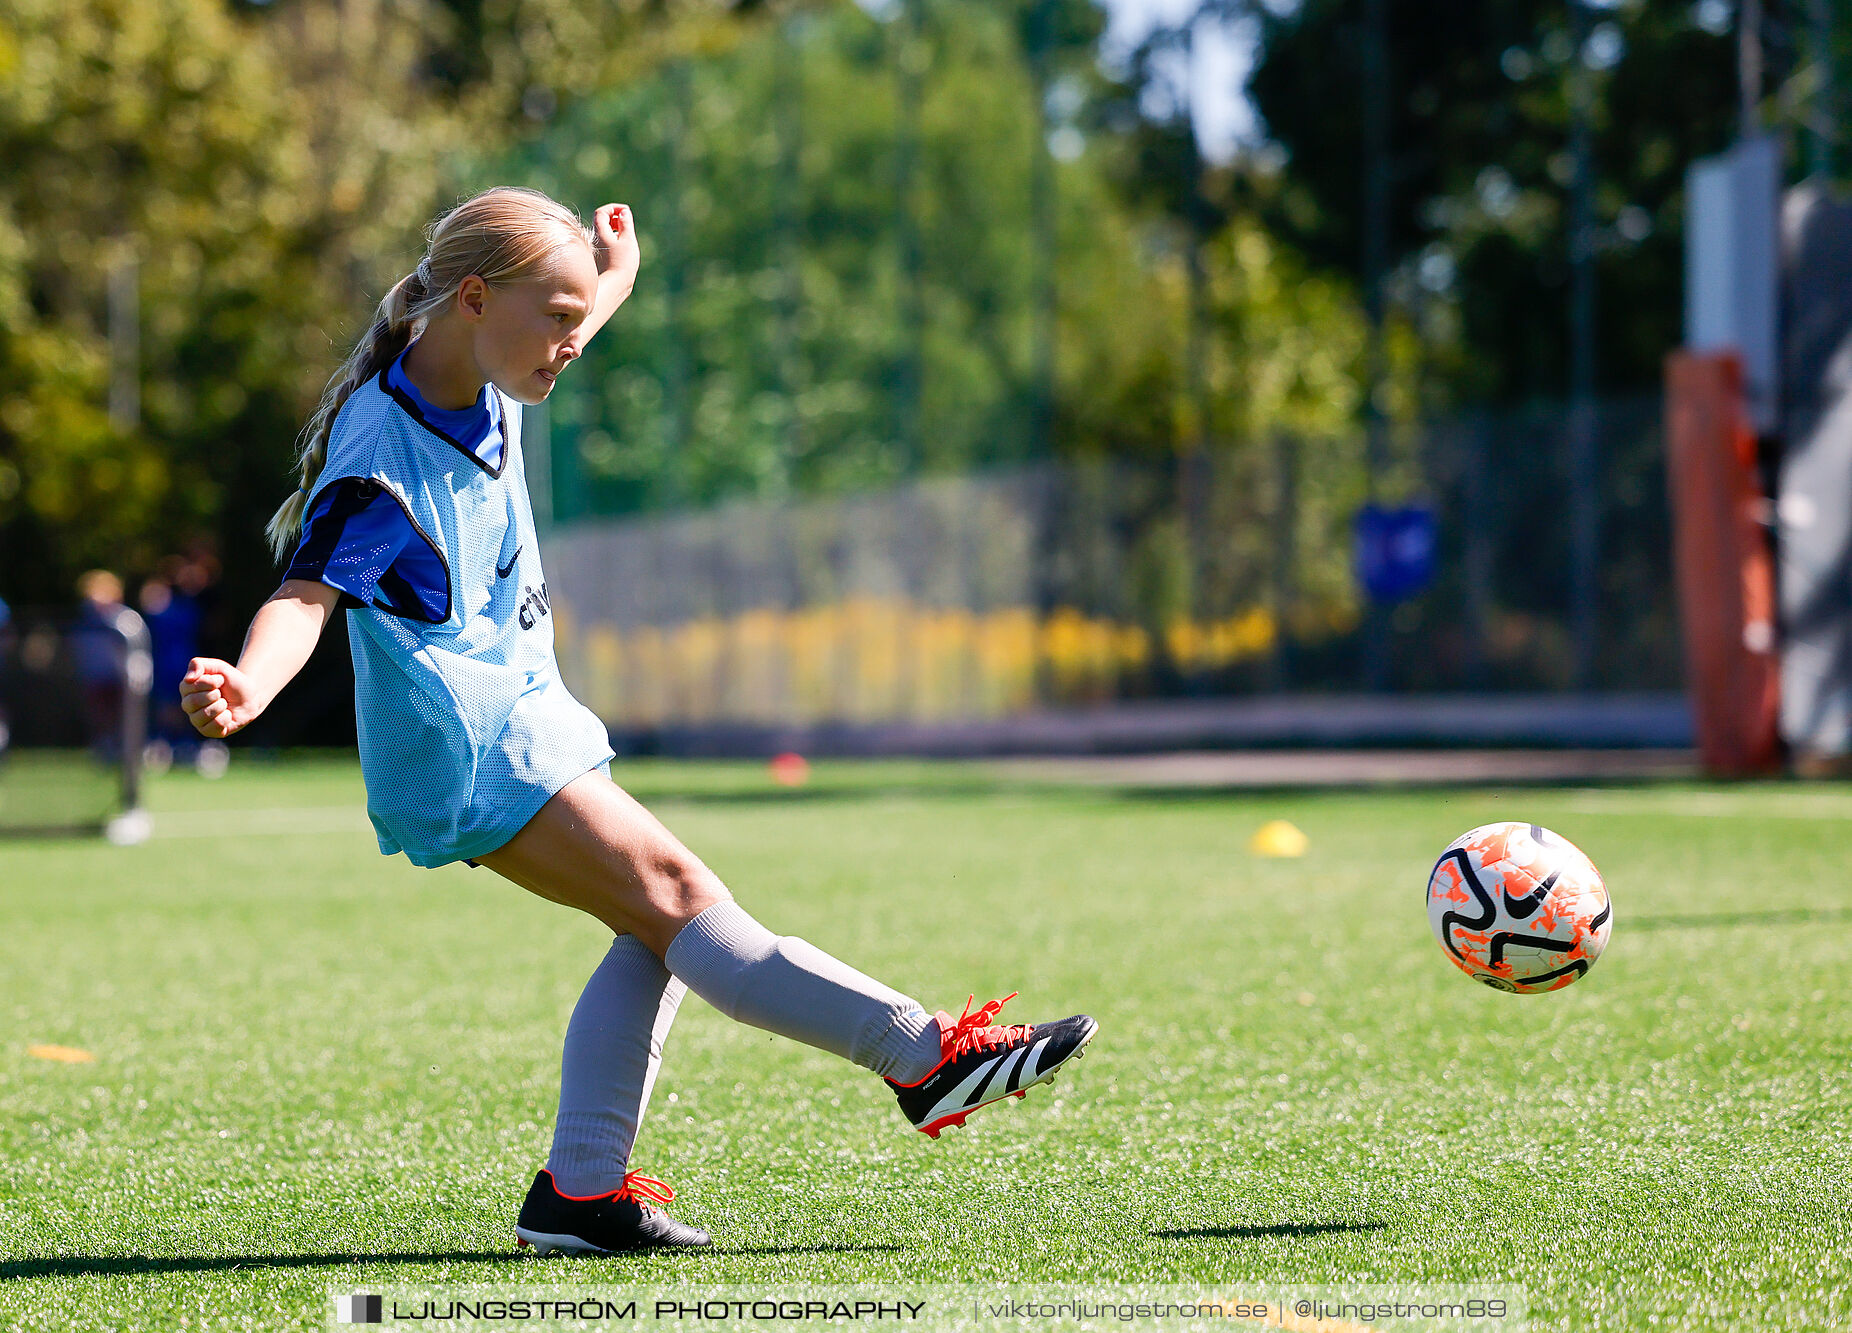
[
  {"xmin": 180, "ymin": 578, "xmax": 341, "ymax": 739},
  {"xmin": 573, "ymin": 203, "xmax": 641, "ymax": 348}
]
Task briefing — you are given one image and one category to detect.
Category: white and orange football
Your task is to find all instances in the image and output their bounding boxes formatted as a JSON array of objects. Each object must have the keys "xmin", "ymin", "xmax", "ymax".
[{"xmin": 1426, "ymin": 822, "xmax": 1613, "ymax": 994}]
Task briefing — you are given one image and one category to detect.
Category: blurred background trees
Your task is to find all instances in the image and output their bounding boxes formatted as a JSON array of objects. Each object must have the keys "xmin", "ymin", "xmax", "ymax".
[
  {"xmin": 505, "ymin": 0, "xmax": 1371, "ymax": 515},
  {"xmin": 1247, "ymin": 0, "xmax": 1739, "ymax": 408},
  {"xmin": 0, "ymin": 0, "xmax": 1377, "ymax": 607},
  {"xmin": 0, "ymin": 0, "xmax": 1813, "ymax": 717},
  {"xmin": 0, "ymin": 0, "xmax": 457, "ymax": 621}
]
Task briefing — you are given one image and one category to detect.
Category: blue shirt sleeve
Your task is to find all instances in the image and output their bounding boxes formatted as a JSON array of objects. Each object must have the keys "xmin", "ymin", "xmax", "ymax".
[{"xmin": 285, "ymin": 477, "xmax": 449, "ymax": 622}]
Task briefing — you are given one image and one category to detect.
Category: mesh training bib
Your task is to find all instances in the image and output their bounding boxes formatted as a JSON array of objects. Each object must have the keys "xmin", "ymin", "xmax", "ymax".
[{"xmin": 304, "ymin": 371, "xmax": 614, "ymax": 867}]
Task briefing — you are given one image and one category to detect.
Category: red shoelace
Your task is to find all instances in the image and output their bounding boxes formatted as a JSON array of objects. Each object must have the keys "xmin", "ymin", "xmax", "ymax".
[
  {"xmin": 617, "ymin": 1171, "xmax": 676, "ymax": 1206},
  {"xmin": 936, "ymin": 992, "xmax": 1032, "ymax": 1061}
]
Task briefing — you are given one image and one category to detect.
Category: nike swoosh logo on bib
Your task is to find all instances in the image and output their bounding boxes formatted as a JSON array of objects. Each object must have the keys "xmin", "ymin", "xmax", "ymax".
[{"xmin": 497, "ymin": 546, "xmax": 521, "ymax": 579}]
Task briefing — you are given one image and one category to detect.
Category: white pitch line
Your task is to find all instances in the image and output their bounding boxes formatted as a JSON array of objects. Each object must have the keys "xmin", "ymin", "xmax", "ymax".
[{"xmin": 147, "ymin": 807, "xmax": 372, "ymax": 838}]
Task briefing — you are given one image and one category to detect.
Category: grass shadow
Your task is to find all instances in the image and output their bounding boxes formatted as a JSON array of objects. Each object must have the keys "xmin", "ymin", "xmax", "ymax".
[
  {"xmin": 710, "ymin": 1243, "xmax": 907, "ymax": 1256},
  {"xmin": 1, "ymin": 1242, "xmax": 907, "ymax": 1281},
  {"xmin": 1153, "ymin": 1222, "xmax": 1387, "ymax": 1241}
]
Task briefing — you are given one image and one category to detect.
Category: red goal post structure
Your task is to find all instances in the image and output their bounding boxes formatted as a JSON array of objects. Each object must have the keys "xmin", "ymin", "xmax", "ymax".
[{"xmin": 1663, "ymin": 351, "xmax": 1780, "ymax": 776}]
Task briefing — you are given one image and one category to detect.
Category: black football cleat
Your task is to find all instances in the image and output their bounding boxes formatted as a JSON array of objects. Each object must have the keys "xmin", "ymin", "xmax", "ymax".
[
  {"xmin": 514, "ymin": 1168, "xmax": 711, "ymax": 1255},
  {"xmin": 886, "ymin": 993, "xmax": 1098, "ymax": 1138}
]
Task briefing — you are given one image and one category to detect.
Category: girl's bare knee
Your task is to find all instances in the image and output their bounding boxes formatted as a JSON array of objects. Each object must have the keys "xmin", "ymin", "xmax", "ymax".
[
  {"xmin": 615, "ymin": 867, "xmax": 729, "ymax": 958},
  {"xmin": 641, "ymin": 852, "xmax": 730, "ymax": 927}
]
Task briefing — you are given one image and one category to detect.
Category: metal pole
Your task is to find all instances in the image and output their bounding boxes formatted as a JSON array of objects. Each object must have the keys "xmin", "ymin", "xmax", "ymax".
[
  {"xmin": 1026, "ymin": 0, "xmax": 1061, "ymax": 630},
  {"xmin": 776, "ymin": 12, "xmax": 807, "ymax": 485},
  {"xmin": 1568, "ymin": 0, "xmax": 1600, "ymax": 689},
  {"xmin": 894, "ymin": 0, "xmax": 926, "ymax": 472},
  {"xmin": 1181, "ymin": 12, "xmax": 1212, "ymax": 602},
  {"xmin": 664, "ymin": 59, "xmax": 692, "ymax": 506},
  {"xmin": 1270, "ymin": 429, "xmax": 1297, "ymax": 690},
  {"xmin": 107, "ymin": 246, "xmax": 139, "ymax": 432},
  {"xmin": 1028, "ymin": 0, "xmax": 1057, "ymax": 454},
  {"xmin": 109, "ymin": 605, "xmax": 151, "ymax": 825},
  {"xmin": 1361, "ymin": 0, "xmax": 1391, "ymax": 688},
  {"xmin": 1461, "ymin": 415, "xmax": 1491, "ymax": 688}
]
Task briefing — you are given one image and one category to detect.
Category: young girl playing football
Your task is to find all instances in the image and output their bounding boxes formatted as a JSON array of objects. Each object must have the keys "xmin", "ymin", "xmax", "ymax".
[{"xmin": 180, "ymin": 187, "xmax": 1096, "ymax": 1255}]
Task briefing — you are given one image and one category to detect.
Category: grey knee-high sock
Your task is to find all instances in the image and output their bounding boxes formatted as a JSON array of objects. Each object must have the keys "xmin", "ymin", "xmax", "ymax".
[
  {"xmin": 547, "ymin": 934, "xmax": 685, "ymax": 1197},
  {"xmin": 663, "ymin": 901, "xmax": 941, "ymax": 1083}
]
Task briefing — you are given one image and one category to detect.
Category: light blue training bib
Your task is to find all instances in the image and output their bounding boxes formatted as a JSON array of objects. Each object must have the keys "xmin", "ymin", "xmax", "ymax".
[{"xmin": 304, "ymin": 370, "xmax": 614, "ymax": 867}]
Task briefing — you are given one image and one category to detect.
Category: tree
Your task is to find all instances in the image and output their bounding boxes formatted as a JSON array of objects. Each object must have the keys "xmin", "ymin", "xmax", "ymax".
[
  {"xmin": 1247, "ymin": 0, "xmax": 1739, "ymax": 404},
  {"xmin": 0, "ymin": 0, "xmax": 462, "ymax": 626},
  {"xmin": 505, "ymin": 0, "xmax": 1370, "ymax": 498}
]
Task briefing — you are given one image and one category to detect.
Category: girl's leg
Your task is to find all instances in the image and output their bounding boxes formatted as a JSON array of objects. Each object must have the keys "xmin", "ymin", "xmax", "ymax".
[
  {"xmin": 478, "ymin": 773, "xmax": 944, "ymax": 1084},
  {"xmin": 547, "ymin": 934, "xmax": 684, "ymax": 1196}
]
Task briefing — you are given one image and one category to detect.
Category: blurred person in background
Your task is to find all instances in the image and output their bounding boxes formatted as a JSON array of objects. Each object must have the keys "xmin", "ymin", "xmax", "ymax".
[
  {"xmin": 141, "ymin": 554, "xmax": 215, "ymax": 755},
  {"xmin": 73, "ymin": 570, "xmax": 127, "ymax": 759}
]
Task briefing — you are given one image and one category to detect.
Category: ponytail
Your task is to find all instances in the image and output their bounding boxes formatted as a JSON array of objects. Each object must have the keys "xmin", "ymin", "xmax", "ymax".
[
  {"xmin": 266, "ymin": 267, "xmax": 434, "ymax": 561},
  {"xmin": 267, "ymin": 187, "xmax": 595, "ymax": 564}
]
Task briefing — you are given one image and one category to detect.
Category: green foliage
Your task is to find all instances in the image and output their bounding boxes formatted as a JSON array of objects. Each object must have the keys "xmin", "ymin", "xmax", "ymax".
[
  {"xmin": 421, "ymin": 0, "xmax": 748, "ymax": 111},
  {"xmin": 511, "ymin": 0, "xmax": 1061, "ymax": 512},
  {"xmin": 1248, "ymin": 0, "xmax": 1740, "ymax": 404},
  {"xmin": 0, "ymin": 0, "xmax": 465, "ymax": 612},
  {"xmin": 0, "ymin": 0, "xmax": 1377, "ymax": 627},
  {"xmin": 502, "ymin": 0, "xmax": 1373, "ymax": 522}
]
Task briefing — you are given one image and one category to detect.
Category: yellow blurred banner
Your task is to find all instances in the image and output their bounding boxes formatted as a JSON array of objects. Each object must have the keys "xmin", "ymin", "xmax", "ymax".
[{"xmin": 555, "ymin": 595, "xmax": 1281, "ymax": 729}]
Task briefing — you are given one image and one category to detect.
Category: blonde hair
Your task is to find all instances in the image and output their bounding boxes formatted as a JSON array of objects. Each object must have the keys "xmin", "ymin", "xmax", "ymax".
[{"xmin": 267, "ymin": 186, "xmax": 595, "ymax": 561}]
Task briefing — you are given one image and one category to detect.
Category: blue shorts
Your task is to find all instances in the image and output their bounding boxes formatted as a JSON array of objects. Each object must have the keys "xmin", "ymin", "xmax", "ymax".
[
  {"xmin": 455, "ymin": 755, "xmax": 615, "ymax": 870},
  {"xmin": 364, "ymin": 675, "xmax": 615, "ymax": 870}
]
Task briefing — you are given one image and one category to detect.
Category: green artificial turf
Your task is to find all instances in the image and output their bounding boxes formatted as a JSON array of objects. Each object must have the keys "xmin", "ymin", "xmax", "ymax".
[{"xmin": 1, "ymin": 757, "xmax": 1848, "ymax": 1330}]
